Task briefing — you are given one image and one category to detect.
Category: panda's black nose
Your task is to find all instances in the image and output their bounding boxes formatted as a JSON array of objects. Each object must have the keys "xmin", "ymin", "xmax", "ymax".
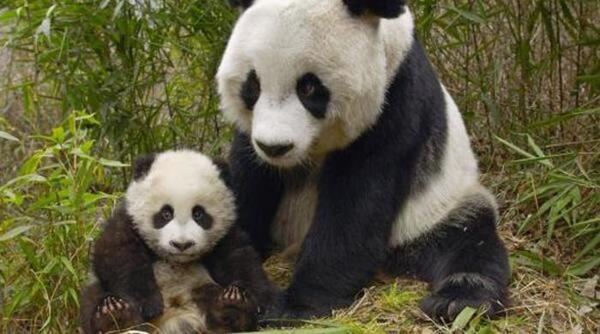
[
  {"xmin": 170, "ymin": 240, "xmax": 195, "ymax": 252},
  {"xmin": 256, "ymin": 141, "xmax": 294, "ymax": 158}
]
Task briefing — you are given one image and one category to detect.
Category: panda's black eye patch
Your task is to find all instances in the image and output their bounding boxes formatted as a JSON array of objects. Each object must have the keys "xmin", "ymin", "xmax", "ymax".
[
  {"xmin": 192, "ymin": 205, "xmax": 213, "ymax": 230},
  {"xmin": 240, "ymin": 70, "xmax": 261, "ymax": 110},
  {"xmin": 296, "ymin": 73, "xmax": 330, "ymax": 119},
  {"xmin": 153, "ymin": 205, "xmax": 174, "ymax": 229}
]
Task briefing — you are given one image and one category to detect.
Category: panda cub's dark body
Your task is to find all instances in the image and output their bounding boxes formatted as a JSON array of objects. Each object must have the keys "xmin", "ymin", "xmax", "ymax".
[
  {"xmin": 79, "ymin": 150, "xmax": 278, "ymax": 334},
  {"xmin": 218, "ymin": 0, "xmax": 510, "ymax": 322}
]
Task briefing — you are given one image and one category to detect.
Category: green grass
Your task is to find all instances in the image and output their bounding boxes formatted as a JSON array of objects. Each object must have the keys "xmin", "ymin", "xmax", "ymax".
[{"xmin": 1, "ymin": 0, "xmax": 599, "ymax": 333}]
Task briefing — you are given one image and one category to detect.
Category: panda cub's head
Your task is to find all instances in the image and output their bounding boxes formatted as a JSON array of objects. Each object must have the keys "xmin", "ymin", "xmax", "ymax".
[
  {"xmin": 218, "ymin": 0, "xmax": 412, "ymax": 168},
  {"xmin": 125, "ymin": 150, "xmax": 235, "ymax": 263}
]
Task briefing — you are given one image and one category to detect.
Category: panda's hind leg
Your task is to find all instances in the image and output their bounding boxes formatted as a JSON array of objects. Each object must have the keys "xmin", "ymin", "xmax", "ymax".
[{"xmin": 385, "ymin": 192, "xmax": 510, "ymax": 322}]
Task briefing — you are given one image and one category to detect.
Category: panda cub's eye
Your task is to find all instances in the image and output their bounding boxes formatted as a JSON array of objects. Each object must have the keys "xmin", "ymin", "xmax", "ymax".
[
  {"xmin": 192, "ymin": 205, "xmax": 213, "ymax": 229},
  {"xmin": 153, "ymin": 205, "xmax": 174, "ymax": 229},
  {"xmin": 296, "ymin": 73, "xmax": 330, "ymax": 119},
  {"xmin": 240, "ymin": 70, "xmax": 261, "ymax": 110},
  {"xmin": 160, "ymin": 205, "xmax": 174, "ymax": 221}
]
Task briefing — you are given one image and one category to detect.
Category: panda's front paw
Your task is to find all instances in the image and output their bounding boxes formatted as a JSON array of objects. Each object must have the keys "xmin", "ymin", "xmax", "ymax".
[
  {"xmin": 420, "ymin": 273, "xmax": 507, "ymax": 322},
  {"xmin": 90, "ymin": 296, "xmax": 144, "ymax": 333},
  {"xmin": 137, "ymin": 292, "xmax": 164, "ymax": 321},
  {"xmin": 207, "ymin": 285, "xmax": 259, "ymax": 333}
]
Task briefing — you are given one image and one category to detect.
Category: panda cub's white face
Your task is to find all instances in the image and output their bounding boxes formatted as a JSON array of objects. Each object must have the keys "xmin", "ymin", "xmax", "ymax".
[
  {"xmin": 125, "ymin": 151, "xmax": 236, "ymax": 263},
  {"xmin": 218, "ymin": 0, "xmax": 401, "ymax": 168}
]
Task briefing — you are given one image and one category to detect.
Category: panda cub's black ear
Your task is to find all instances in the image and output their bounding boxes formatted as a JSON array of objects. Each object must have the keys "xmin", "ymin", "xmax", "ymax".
[
  {"xmin": 132, "ymin": 153, "xmax": 156, "ymax": 181},
  {"xmin": 228, "ymin": 0, "xmax": 254, "ymax": 10},
  {"xmin": 343, "ymin": 0, "xmax": 407, "ymax": 19},
  {"xmin": 213, "ymin": 159, "xmax": 233, "ymax": 189}
]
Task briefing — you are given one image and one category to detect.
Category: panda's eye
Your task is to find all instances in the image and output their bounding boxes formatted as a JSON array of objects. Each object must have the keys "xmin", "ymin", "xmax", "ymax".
[
  {"xmin": 192, "ymin": 205, "xmax": 213, "ymax": 229},
  {"xmin": 240, "ymin": 70, "xmax": 261, "ymax": 110},
  {"xmin": 160, "ymin": 205, "xmax": 174, "ymax": 221},
  {"xmin": 296, "ymin": 73, "xmax": 330, "ymax": 119},
  {"xmin": 153, "ymin": 205, "xmax": 174, "ymax": 229},
  {"xmin": 298, "ymin": 82, "xmax": 316, "ymax": 98}
]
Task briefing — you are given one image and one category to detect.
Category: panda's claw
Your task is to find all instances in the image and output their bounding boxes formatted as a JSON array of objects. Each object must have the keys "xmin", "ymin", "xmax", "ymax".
[{"xmin": 91, "ymin": 296, "xmax": 144, "ymax": 333}]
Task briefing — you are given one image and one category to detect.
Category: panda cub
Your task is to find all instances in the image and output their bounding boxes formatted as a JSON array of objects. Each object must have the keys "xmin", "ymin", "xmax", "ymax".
[{"xmin": 79, "ymin": 150, "xmax": 277, "ymax": 334}]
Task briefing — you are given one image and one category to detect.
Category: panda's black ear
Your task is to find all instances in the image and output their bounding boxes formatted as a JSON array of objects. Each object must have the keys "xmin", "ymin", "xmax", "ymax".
[
  {"xmin": 213, "ymin": 159, "xmax": 233, "ymax": 189},
  {"xmin": 228, "ymin": 0, "xmax": 254, "ymax": 10},
  {"xmin": 132, "ymin": 153, "xmax": 156, "ymax": 181},
  {"xmin": 343, "ymin": 0, "xmax": 407, "ymax": 19}
]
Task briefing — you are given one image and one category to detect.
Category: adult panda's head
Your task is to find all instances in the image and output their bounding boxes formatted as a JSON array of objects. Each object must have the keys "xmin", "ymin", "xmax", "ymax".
[
  {"xmin": 125, "ymin": 150, "xmax": 235, "ymax": 263},
  {"xmin": 218, "ymin": 0, "xmax": 414, "ymax": 168}
]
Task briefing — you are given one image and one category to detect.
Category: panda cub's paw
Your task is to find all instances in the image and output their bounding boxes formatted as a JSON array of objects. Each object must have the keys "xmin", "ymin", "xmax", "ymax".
[
  {"xmin": 420, "ymin": 273, "xmax": 507, "ymax": 322},
  {"xmin": 91, "ymin": 296, "xmax": 143, "ymax": 333},
  {"xmin": 202, "ymin": 284, "xmax": 259, "ymax": 333},
  {"xmin": 218, "ymin": 285, "xmax": 259, "ymax": 326}
]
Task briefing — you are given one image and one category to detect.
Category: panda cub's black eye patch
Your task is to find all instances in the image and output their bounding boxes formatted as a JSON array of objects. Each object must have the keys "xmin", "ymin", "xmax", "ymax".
[
  {"xmin": 240, "ymin": 70, "xmax": 261, "ymax": 110},
  {"xmin": 153, "ymin": 205, "xmax": 174, "ymax": 229},
  {"xmin": 192, "ymin": 205, "xmax": 213, "ymax": 230},
  {"xmin": 296, "ymin": 73, "xmax": 330, "ymax": 119}
]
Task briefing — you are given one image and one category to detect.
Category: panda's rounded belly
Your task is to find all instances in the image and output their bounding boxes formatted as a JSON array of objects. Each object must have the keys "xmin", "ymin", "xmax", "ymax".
[{"xmin": 151, "ymin": 261, "xmax": 214, "ymax": 334}]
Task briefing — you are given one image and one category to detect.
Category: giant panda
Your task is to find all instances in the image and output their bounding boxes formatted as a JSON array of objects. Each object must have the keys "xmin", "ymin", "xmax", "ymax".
[
  {"xmin": 79, "ymin": 150, "xmax": 279, "ymax": 333},
  {"xmin": 217, "ymin": 0, "xmax": 511, "ymax": 322}
]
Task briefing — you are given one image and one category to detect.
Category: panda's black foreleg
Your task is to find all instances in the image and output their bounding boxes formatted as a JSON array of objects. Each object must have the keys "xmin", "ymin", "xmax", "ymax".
[
  {"xmin": 385, "ymin": 197, "xmax": 510, "ymax": 322},
  {"xmin": 229, "ymin": 132, "xmax": 284, "ymax": 258},
  {"xmin": 92, "ymin": 207, "xmax": 164, "ymax": 321},
  {"xmin": 276, "ymin": 152, "xmax": 410, "ymax": 319}
]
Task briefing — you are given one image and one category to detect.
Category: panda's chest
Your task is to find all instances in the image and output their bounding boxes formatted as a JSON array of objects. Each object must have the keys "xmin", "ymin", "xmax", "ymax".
[
  {"xmin": 152, "ymin": 261, "xmax": 213, "ymax": 308},
  {"xmin": 271, "ymin": 178, "xmax": 319, "ymax": 249}
]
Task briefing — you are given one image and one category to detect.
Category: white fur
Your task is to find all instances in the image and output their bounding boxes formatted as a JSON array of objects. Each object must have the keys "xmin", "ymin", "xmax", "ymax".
[
  {"xmin": 271, "ymin": 179, "xmax": 318, "ymax": 248},
  {"xmin": 217, "ymin": 0, "xmax": 415, "ymax": 167},
  {"xmin": 151, "ymin": 261, "xmax": 214, "ymax": 334},
  {"xmin": 125, "ymin": 150, "xmax": 236, "ymax": 262},
  {"xmin": 389, "ymin": 88, "xmax": 482, "ymax": 246}
]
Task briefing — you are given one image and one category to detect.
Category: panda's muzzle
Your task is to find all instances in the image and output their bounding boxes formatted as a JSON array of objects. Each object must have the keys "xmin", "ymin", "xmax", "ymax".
[{"xmin": 256, "ymin": 141, "xmax": 294, "ymax": 158}]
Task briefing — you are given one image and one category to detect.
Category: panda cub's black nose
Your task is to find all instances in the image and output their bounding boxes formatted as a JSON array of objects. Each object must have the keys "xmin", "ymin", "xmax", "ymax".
[
  {"xmin": 170, "ymin": 241, "xmax": 195, "ymax": 251},
  {"xmin": 256, "ymin": 141, "xmax": 294, "ymax": 158}
]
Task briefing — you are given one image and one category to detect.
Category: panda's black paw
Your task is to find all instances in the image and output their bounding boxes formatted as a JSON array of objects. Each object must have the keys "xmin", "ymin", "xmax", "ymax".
[
  {"xmin": 420, "ymin": 273, "xmax": 507, "ymax": 322},
  {"xmin": 90, "ymin": 296, "xmax": 143, "ymax": 334},
  {"xmin": 206, "ymin": 285, "xmax": 259, "ymax": 333},
  {"xmin": 137, "ymin": 292, "xmax": 164, "ymax": 321}
]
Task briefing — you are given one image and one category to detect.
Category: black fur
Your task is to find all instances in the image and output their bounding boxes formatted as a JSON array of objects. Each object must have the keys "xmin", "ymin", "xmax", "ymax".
[
  {"xmin": 194, "ymin": 284, "xmax": 259, "ymax": 333},
  {"xmin": 204, "ymin": 227, "xmax": 281, "ymax": 308},
  {"xmin": 192, "ymin": 205, "xmax": 214, "ymax": 229},
  {"xmin": 132, "ymin": 153, "xmax": 156, "ymax": 181},
  {"xmin": 229, "ymin": 39, "xmax": 509, "ymax": 321},
  {"xmin": 241, "ymin": 70, "xmax": 260, "ymax": 110},
  {"xmin": 296, "ymin": 73, "xmax": 330, "ymax": 119},
  {"xmin": 88, "ymin": 203, "xmax": 163, "ymax": 322},
  {"xmin": 343, "ymin": 0, "xmax": 406, "ymax": 18},
  {"xmin": 229, "ymin": 0, "xmax": 254, "ymax": 10},
  {"xmin": 153, "ymin": 205, "xmax": 173, "ymax": 229}
]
